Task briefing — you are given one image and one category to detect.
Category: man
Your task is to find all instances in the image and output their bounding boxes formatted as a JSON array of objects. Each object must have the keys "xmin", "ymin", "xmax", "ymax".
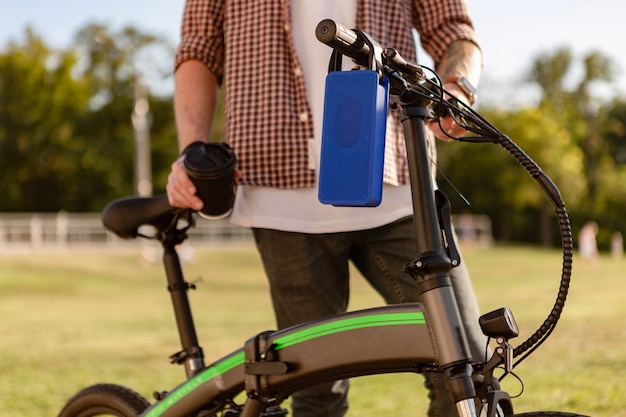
[{"xmin": 167, "ymin": 1, "xmax": 484, "ymax": 416}]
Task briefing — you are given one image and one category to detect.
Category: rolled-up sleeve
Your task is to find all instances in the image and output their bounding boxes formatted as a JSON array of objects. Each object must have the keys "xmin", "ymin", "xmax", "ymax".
[
  {"xmin": 413, "ymin": 0, "xmax": 480, "ymax": 65},
  {"xmin": 174, "ymin": 0, "xmax": 226, "ymax": 84}
]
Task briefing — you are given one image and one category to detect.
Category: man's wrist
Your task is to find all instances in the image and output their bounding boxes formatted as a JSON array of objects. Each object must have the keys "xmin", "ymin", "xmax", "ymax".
[{"xmin": 445, "ymin": 76, "xmax": 477, "ymax": 105}]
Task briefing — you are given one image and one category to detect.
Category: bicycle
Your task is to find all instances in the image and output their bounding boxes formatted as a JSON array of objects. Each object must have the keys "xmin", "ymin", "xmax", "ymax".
[{"xmin": 58, "ymin": 20, "xmax": 587, "ymax": 417}]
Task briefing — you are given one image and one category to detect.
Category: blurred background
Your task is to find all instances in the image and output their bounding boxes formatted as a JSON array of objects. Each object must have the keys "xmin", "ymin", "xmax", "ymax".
[{"xmin": 1, "ymin": 0, "xmax": 626, "ymax": 250}]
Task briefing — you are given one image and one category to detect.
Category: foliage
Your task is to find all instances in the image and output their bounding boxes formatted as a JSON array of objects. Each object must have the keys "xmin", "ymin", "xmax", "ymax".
[
  {"xmin": 603, "ymin": 98, "xmax": 626, "ymax": 165},
  {"xmin": 0, "ymin": 29, "xmax": 90, "ymax": 211},
  {"xmin": 437, "ymin": 106, "xmax": 585, "ymax": 242},
  {"xmin": 439, "ymin": 46, "xmax": 626, "ymax": 245},
  {"xmin": 530, "ymin": 47, "xmax": 617, "ymax": 216},
  {"xmin": 0, "ymin": 24, "xmax": 177, "ymax": 212}
]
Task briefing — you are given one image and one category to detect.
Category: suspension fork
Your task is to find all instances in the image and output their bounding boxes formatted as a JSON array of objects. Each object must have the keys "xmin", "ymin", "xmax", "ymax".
[{"xmin": 400, "ymin": 104, "xmax": 477, "ymax": 416}]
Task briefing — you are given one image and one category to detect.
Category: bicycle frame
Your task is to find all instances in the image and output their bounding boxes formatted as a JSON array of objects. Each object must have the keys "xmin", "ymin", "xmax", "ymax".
[
  {"xmin": 89, "ymin": 19, "xmax": 577, "ymax": 417},
  {"xmin": 103, "ymin": 161, "xmax": 491, "ymax": 417},
  {"xmin": 145, "ymin": 304, "xmax": 435, "ymax": 417},
  {"xmin": 108, "ymin": 216, "xmax": 482, "ymax": 417}
]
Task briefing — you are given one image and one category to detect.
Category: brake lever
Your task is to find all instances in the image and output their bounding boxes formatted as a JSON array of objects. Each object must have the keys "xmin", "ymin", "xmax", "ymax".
[
  {"xmin": 382, "ymin": 48, "xmax": 425, "ymax": 85},
  {"xmin": 444, "ymin": 97, "xmax": 473, "ymax": 128}
]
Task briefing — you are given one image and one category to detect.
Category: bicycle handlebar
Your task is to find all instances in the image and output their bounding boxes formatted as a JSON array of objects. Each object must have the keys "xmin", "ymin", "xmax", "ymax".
[
  {"xmin": 316, "ymin": 19, "xmax": 501, "ymax": 141},
  {"xmin": 315, "ymin": 19, "xmax": 371, "ymax": 66}
]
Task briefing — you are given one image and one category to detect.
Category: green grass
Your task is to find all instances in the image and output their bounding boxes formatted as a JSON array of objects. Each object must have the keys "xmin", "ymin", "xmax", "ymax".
[{"xmin": 1, "ymin": 242, "xmax": 624, "ymax": 417}]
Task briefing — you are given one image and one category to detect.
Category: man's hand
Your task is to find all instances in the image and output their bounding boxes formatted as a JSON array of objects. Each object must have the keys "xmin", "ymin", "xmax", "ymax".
[
  {"xmin": 426, "ymin": 81, "xmax": 472, "ymax": 141},
  {"xmin": 166, "ymin": 156, "xmax": 204, "ymax": 211},
  {"xmin": 166, "ymin": 156, "xmax": 242, "ymax": 211}
]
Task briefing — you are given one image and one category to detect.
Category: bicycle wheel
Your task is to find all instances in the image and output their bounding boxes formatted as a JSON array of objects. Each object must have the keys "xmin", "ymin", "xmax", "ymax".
[
  {"xmin": 512, "ymin": 412, "xmax": 590, "ymax": 417},
  {"xmin": 58, "ymin": 383, "xmax": 150, "ymax": 417}
]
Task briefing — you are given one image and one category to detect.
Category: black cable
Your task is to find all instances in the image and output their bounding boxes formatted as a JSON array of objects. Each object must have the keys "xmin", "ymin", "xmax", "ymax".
[
  {"xmin": 409, "ymin": 68, "xmax": 575, "ymax": 361},
  {"xmin": 360, "ymin": 49, "xmax": 574, "ymax": 362}
]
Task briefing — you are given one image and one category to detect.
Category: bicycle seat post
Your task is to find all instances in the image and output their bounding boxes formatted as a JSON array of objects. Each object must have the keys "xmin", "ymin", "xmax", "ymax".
[{"xmin": 160, "ymin": 226, "xmax": 206, "ymax": 378}]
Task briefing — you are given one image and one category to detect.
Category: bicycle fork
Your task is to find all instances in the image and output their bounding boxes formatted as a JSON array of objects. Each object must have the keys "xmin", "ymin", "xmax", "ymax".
[{"xmin": 400, "ymin": 104, "xmax": 478, "ymax": 417}]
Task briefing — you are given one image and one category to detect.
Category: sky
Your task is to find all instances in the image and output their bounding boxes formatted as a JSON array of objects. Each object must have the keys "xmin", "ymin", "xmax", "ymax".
[{"xmin": 1, "ymin": 0, "xmax": 625, "ymax": 106}]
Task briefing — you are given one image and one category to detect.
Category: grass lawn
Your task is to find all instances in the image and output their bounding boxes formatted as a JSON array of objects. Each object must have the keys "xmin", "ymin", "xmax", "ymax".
[{"xmin": 0, "ymin": 242, "xmax": 623, "ymax": 416}]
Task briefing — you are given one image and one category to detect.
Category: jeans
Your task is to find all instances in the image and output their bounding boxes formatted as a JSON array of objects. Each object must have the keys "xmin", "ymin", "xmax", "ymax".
[{"xmin": 252, "ymin": 216, "xmax": 486, "ymax": 417}]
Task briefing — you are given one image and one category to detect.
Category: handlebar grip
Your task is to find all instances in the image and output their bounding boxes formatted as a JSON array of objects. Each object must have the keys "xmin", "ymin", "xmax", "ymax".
[{"xmin": 315, "ymin": 19, "xmax": 370, "ymax": 65}]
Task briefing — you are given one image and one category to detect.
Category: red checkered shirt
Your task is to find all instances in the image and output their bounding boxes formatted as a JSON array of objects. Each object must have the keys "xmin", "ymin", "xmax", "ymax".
[{"xmin": 175, "ymin": 0, "xmax": 479, "ymax": 189}]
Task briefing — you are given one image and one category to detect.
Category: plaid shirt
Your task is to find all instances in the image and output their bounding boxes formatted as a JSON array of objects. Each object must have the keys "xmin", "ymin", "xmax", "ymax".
[{"xmin": 175, "ymin": 0, "xmax": 478, "ymax": 189}]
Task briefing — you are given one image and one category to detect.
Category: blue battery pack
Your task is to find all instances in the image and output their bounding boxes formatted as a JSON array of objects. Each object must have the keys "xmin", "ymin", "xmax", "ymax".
[{"xmin": 318, "ymin": 70, "xmax": 389, "ymax": 207}]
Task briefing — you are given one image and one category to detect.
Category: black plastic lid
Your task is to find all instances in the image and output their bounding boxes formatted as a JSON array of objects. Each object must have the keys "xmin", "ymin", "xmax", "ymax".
[{"xmin": 183, "ymin": 143, "xmax": 236, "ymax": 179}]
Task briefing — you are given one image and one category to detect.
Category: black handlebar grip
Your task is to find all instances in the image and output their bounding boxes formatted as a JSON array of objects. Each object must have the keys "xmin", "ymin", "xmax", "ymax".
[{"xmin": 315, "ymin": 19, "xmax": 370, "ymax": 65}]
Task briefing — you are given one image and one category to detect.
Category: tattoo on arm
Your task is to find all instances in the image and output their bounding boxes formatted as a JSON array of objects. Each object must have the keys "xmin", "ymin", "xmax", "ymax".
[{"xmin": 437, "ymin": 40, "xmax": 482, "ymax": 86}]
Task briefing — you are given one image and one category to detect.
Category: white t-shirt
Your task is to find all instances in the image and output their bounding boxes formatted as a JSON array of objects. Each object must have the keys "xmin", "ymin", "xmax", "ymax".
[{"xmin": 230, "ymin": 0, "xmax": 413, "ymax": 233}]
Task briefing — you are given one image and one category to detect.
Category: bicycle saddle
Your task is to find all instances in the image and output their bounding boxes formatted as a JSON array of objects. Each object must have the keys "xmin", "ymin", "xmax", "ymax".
[{"xmin": 102, "ymin": 194, "xmax": 187, "ymax": 239}]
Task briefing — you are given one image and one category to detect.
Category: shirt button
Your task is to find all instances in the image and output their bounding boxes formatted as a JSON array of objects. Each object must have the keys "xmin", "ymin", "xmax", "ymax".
[
  {"xmin": 294, "ymin": 66, "xmax": 302, "ymax": 76},
  {"xmin": 284, "ymin": 24, "xmax": 290, "ymax": 33},
  {"xmin": 299, "ymin": 112, "xmax": 309, "ymax": 122}
]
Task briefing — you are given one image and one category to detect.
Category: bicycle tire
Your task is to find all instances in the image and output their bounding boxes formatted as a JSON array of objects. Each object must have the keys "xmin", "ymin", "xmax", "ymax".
[
  {"xmin": 58, "ymin": 383, "xmax": 150, "ymax": 417},
  {"xmin": 512, "ymin": 412, "xmax": 590, "ymax": 417}
]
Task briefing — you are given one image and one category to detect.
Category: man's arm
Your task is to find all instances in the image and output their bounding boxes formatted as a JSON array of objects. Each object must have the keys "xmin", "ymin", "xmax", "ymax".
[
  {"xmin": 437, "ymin": 39, "xmax": 482, "ymax": 96},
  {"xmin": 174, "ymin": 59, "xmax": 220, "ymax": 152},
  {"xmin": 167, "ymin": 59, "xmax": 220, "ymax": 210}
]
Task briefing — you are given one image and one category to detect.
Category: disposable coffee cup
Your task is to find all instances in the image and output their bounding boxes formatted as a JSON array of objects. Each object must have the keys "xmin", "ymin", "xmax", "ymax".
[{"xmin": 183, "ymin": 142, "xmax": 237, "ymax": 219}]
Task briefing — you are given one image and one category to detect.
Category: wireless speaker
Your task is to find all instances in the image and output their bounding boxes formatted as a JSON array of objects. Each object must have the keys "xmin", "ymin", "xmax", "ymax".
[{"xmin": 318, "ymin": 70, "xmax": 389, "ymax": 207}]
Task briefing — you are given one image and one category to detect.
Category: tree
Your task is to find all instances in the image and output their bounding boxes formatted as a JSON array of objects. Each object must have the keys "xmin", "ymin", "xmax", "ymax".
[
  {"xmin": 0, "ymin": 24, "xmax": 177, "ymax": 212},
  {"xmin": 602, "ymin": 98, "xmax": 626, "ymax": 165},
  {"xmin": 437, "ymin": 106, "xmax": 584, "ymax": 244},
  {"xmin": 70, "ymin": 23, "xmax": 177, "ymax": 207},
  {"xmin": 0, "ymin": 29, "xmax": 91, "ymax": 211},
  {"xmin": 528, "ymin": 47, "xmax": 617, "ymax": 215},
  {"xmin": 529, "ymin": 47, "xmax": 573, "ymax": 110}
]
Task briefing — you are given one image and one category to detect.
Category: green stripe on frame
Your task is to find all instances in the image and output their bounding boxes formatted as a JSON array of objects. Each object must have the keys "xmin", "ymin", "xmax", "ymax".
[
  {"xmin": 144, "ymin": 351, "xmax": 245, "ymax": 417},
  {"xmin": 273, "ymin": 311, "xmax": 426, "ymax": 349},
  {"xmin": 144, "ymin": 310, "xmax": 425, "ymax": 416}
]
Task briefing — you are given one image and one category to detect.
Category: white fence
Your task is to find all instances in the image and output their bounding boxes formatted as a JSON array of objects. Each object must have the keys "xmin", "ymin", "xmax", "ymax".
[
  {"xmin": 0, "ymin": 212, "xmax": 492, "ymax": 251},
  {"xmin": 0, "ymin": 212, "xmax": 253, "ymax": 250}
]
